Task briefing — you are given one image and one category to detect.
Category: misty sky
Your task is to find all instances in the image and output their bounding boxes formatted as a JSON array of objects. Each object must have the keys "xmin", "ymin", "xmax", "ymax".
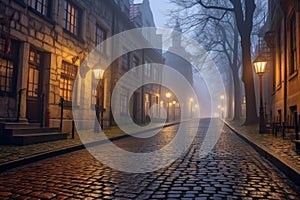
[{"xmin": 148, "ymin": 0, "xmax": 171, "ymax": 28}]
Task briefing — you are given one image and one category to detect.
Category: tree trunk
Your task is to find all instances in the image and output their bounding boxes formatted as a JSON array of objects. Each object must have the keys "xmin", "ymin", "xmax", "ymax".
[
  {"xmin": 232, "ymin": 69, "xmax": 242, "ymax": 120},
  {"xmin": 227, "ymin": 74, "xmax": 234, "ymax": 119},
  {"xmin": 241, "ymin": 36, "xmax": 258, "ymax": 125},
  {"xmin": 232, "ymin": 19, "xmax": 241, "ymax": 121}
]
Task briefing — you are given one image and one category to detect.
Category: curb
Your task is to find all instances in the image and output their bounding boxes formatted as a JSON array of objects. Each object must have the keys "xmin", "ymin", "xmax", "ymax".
[
  {"xmin": 223, "ymin": 120, "xmax": 300, "ymax": 186},
  {"xmin": 0, "ymin": 121, "xmax": 181, "ymax": 173}
]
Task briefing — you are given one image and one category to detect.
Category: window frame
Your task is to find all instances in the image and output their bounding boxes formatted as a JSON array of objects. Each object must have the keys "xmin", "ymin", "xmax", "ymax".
[
  {"xmin": 28, "ymin": 0, "xmax": 51, "ymax": 18},
  {"xmin": 63, "ymin": 0, "xmax": 82, "ymax": 38},
  {"xmin": 289, "ymin": 14, "xmax": 297, "ymax": 76},
  {"xmin": 60, "ymin": 61, "xmax": 78, "ymax": 103},
  {"xmin": 0, "ymin": 37, "xmax": 18, "ymax": 95},
  {"xmin": 95, "ymin": 24, "xmax": 107, "ymax": 54}
]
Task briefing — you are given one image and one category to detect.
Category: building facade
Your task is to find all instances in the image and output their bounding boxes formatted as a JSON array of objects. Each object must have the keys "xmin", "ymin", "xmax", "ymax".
[
  {"xmin": 0, "ymin": 0, "xmax": 164, "ymax": 133},
  {"xmin": 263, "ymin": 0, "xmax": 300, "ymax": 123}
]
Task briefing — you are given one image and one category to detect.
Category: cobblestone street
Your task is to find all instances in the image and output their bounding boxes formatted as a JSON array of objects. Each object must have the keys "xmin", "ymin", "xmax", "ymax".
[{"xmin": 0, "ymin": 119, "xmax": 299, "ymax": 199}]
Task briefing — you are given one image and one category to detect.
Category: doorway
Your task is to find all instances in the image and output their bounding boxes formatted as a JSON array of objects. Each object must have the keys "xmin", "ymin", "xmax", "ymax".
[{"xmin": 26, "ymin": 48, "xmax": 43, "ymax": 122}]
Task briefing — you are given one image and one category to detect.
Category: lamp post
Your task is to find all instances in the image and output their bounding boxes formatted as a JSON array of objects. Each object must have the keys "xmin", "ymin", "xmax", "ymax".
[
  {"xmin": 253, "ymin": 55, "xmax": 267, "ymax": 133},
  {"xmin": 93, "ymin": 68, "xmax": 105, "ymax": 132},
  {"xmin": 173, "ymin": 100, "xmax": 176, "ymax": 121},
  {"xmin": 166, "ymin": 92, "xmax": 171, "ymax": 122}
]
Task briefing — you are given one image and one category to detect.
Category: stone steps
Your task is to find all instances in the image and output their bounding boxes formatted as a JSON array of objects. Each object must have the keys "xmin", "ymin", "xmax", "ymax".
[
  {"xmin": 0, "ymin": 122, "xmax": 68, "ymax": 146},
  {"xmin": 12, "ymin": 132, "xmax": 67, "ymax": 146}
]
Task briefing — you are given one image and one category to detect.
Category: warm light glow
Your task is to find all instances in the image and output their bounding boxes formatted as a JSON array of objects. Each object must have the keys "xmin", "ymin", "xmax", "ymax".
[
  {"xmin": 160, "ymin": 101, "xmax": 164, "ymax": 105},
  {"xmin": 93, "ymin": 69, "xmax": 105, "ymax": 79},
  {"xmin": 253, "ymin": 55, "xmax": 267, "ymax": 75},
  {"xmin": 195, "ymin": 104, "xmax": 199, "ymax": 108},
  {"xmin": 190, "ymin": 98, "xmax": 194, "ymax": 102},
  {"xmin": 173, "ymin": 100, "xmax": 176, "ymax": 105},
  {"xmin": 218, "ymin": 105, "xmax": 221, "ymax": 109},
  {"xmin": 220, "ymin": 95, "xmax": 225, "ymax": 100},
  {"xmin": 169, "ymin": 102, "xmax": 173, "ymax": 106},
  {"xmin": 166, "ymin": 92, "xmax": 171, "ymax": 98}
]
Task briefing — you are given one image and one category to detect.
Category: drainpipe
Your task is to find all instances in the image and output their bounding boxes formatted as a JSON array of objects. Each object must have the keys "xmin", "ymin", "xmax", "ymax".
[{"xmin": 283, "ymin": 12, "xmax": 287, "ymax": 124}]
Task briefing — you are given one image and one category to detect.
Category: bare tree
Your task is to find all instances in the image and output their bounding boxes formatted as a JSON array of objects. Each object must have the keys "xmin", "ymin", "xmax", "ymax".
[{"xmin": 169, "ymin": 0, "xmax": 263, "ymax": 125}]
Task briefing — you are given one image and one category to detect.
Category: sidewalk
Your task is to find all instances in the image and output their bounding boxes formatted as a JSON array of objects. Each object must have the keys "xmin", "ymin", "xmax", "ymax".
[
  {"xmin": 224, "ymin": 119, "xmax": 300, "ymax": 186},
  {"xmin": 0, "ymin": 121, "xmax": 179, "ymax": 172}
]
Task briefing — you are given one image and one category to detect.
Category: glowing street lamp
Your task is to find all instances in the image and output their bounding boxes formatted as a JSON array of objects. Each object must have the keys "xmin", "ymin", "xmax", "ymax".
[{"xmin": 253, "ymin": 55, "xmax": 267, "ymax": 133}]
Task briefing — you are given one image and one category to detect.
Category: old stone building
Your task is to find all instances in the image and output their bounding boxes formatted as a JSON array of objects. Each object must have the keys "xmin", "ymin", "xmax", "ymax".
[
  {"xmin": 0, "ymin": 0, "xmax": 164, "ymax": 140},
  {"xmin": 263, "ymin": 0, "xmax": 300, "ymax": 123}
]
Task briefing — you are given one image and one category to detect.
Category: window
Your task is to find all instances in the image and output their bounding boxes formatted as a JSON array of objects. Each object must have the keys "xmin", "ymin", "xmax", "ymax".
[
  {"xmin": 95, "ymin": 25, "xmax": 107, "ymax": 53},
  {"xmin": 0, "ymin": 38, "xmax": 18, "ymax": 93},
  {"xmin": 290, "ymin": 15, "xmax": 297, "ymax": 75},
  {"xmin": 120, "ymin": 94, "xmax": 128, "ymax": 115},
  {"xmin": 29, "ymin": 0, "xmax": 50, "ymax": 16},
  {"xmin": 64, "ymin": 0, "xmax": 82, "ymax": 37},
  {"xmin": 144, "ymin": 60, "xmax": 151, "ymax": 77},
  {"xmin": 60, "ymin": 61, "xmax": 77, "ymax": 102},
  {"xmin": 27, "ymin": 49, "xmax": 41, "ymax": 97}
]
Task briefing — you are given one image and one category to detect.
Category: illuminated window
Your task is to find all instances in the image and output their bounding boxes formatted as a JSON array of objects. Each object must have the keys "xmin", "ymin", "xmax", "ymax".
[
  {"xmin": 64, "ymin": 0, "xmax": 82, "ymax": 37},
  {"xmin": 95, "ymin": 25, "xmax": 107, "ymax": 53},
  {"xmin": 290, "ymin": 15, "xmax": 297, "ymax": 75},
  {"xmin": 60, "ymin": 61, "xmax": 77, "ymax": 102},
  {"xmin": 29, "ymin": 0, "xmax": 50, "ymax": 16},
  {"xmin": 0, "ymin": 38, "xmax": 17, "ymax": 93}
]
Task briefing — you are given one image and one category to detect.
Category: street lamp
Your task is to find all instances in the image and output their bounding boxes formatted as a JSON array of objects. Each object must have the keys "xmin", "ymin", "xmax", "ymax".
[
  {"xmin": 93, "ymin": 68, "xmax": 105, "ymax": 132},
  {"xmin": 166, "ymin": 92, "xmax": 171, "ymax": 122},
  {"xmin": 253, "ymin": 55, "xmax": 267, "ymax": 133}
]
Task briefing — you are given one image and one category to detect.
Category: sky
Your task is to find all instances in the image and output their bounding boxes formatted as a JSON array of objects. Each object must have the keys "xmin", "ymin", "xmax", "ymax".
[{"xmin": 148, "ymin": 0, "xmax": 171, "ymax": 28}]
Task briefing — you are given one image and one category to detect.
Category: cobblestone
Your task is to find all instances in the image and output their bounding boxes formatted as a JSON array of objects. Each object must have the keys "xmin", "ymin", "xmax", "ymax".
[
  {"xmin": 226, "ymin": 120, "xmax": 300, "ymax": 173},
  {"xmin": 0, "ymin": 119, "xmax": 299, "ymax": 199}
]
